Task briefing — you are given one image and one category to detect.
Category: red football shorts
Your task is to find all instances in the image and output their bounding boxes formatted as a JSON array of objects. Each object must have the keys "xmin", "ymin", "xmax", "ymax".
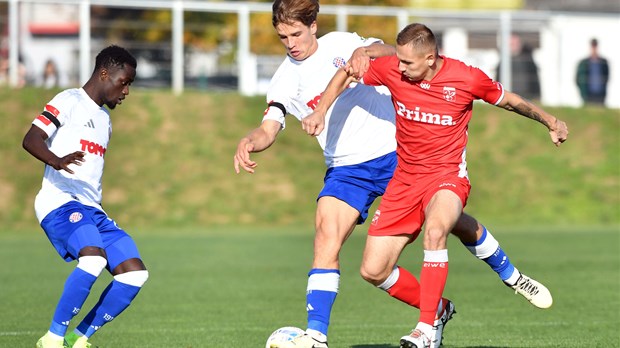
[{"xmin": 368, "ymin": 170, "xmax": 471, "ymax": 237}]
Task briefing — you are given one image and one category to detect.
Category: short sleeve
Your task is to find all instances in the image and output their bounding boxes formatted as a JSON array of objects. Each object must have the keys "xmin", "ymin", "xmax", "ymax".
[
  {"xmin": 32, "ymin": 103, "xmax": 63, "ymax": 137},
  {"xmin": 469, "ymin": 67, "xmax": 504, "ymax": 105},
  {"xmin": 263, "ymin": 60, "xmax": 301, "ymax": 129},
  {"xmin": 362, "ymin": 55, "xmax": 393, "ymax": 87},
  {"xmin": 352, "ymin": 32, "xmax": 383, "ymax": 47}
]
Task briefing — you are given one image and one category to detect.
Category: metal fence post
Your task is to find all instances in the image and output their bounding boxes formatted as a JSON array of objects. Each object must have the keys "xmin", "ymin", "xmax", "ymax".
[
  {"xmin": 8, "ymin": 0, "xmax": 18, "ymax": 87},
  {"xmin": 79, "ymin": 0, "xmax": 91, "ymax": 86},
  {"xmin": 499, "ymin": 11, "xmax": 512, "ymax": 92},
  {"xmin": 336, "ymin": 6, "xmax": 347, "ymax": 32},
  {"xmin": 237, "ymin": 4, "xmax": 254, "ymax": 96},
  {"xmin": 172, "ymin": 0, "xmax": 184, "ymax": 95}
]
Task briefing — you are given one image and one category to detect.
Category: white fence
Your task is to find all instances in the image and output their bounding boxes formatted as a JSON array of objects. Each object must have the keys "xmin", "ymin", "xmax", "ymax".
[{"xmin": 1, "ymin": 0, "xmax": 619, "ymax": 108}]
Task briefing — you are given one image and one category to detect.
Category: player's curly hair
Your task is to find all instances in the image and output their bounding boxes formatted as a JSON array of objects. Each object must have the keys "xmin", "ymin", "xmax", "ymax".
[
  {"xmin": 272, "ymin": 0, "xmax": 319, "ymax": 27},
  {"xmin": 93, "ymin": 45, "xmax": 137, "ymax": 73}
]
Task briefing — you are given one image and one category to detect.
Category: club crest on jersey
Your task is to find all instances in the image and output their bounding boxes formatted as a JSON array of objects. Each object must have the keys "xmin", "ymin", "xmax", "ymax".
[
  {"xmin": 333, "ymin": 57, "xmax": 346, "ymax": 68},
  {"xmin": 443, "ymin": 87, "xmax": 456, "ymax": 102},
  {"xmin": 69, "ymin": 212, "xmax": 83, "ymax": 223}
]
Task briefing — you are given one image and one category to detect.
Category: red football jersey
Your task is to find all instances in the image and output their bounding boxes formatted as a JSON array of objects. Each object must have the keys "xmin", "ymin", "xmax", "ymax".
[{"xmin": 363, "ymin": 55, "xmax": 504, "ymax": 177}]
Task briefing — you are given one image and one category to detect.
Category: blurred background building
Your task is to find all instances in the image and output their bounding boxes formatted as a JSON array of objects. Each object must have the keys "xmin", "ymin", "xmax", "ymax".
[{"xmin": 0, "ymin": 0, "xmax": 618, "ymax": 108}]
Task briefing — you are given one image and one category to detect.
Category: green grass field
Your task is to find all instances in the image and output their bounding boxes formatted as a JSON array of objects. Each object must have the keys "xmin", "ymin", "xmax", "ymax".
[{"xmin": 1, "ymin": 226, "xmax": 618, "ymax": 347}]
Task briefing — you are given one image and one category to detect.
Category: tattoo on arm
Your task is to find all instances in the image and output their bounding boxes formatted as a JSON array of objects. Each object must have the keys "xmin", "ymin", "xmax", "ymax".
[{"xmin": 513, "ymin": 102, "xmax": 548, "ymax": 127}]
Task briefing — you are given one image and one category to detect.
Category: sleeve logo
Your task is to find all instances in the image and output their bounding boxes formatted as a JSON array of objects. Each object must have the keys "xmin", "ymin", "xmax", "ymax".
[
  {"xmin": 69, "ymin": 212, "xmax": 83, "ymax": 223},
  {"xmin": 333, "ymin": 57, "xmax": 346, "ymax": 68}
]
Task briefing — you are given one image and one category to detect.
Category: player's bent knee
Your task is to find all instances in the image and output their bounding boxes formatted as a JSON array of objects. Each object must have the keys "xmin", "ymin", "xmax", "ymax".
[
  {"xmin": 114, "ymin": 270, "xmax": 149, "ymax": 287},
  {"xmin": 77, "ymin": 255, "xmax": 108, "ymax": 277},
  {"xmin": 359, "ymin": 265, "xmax": 388, "ymax": 286}
]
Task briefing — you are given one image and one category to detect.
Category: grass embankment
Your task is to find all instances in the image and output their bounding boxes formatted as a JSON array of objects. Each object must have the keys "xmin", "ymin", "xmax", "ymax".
[{"xmin": 1, "ymin": 87, "xmax": 618, "ymax": 232}]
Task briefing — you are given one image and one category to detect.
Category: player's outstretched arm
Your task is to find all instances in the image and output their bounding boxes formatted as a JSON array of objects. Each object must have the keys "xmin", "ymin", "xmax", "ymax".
[
  {"xmin": 22, "ymin": 125, "xmax": 85, "ymax": 174},
  {"xmin": 234, "ymin": 120, "xmax": 282, "ymax": 174},
  {"xmin": 302, "ymin": 69, "xmax": 356, "ymax": 137},
  {"xmin": 497, "ymin": 91, "xmax": 569, "ymax": 146},
  {"xmin": 346, "ymin": 43, "xmax": 396, "ymax": 79}
]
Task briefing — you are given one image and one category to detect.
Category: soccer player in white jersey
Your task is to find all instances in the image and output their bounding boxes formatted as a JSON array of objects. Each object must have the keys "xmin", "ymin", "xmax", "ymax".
[
  {"xmin": 23, "ymin": 45, "xmax": 148, "ymax": 348},
  {"xmin": 234, "ymin": 1, "xmax": 553, "ymax": 348},
  {"xmin": 303, "ymin": 23, "xmax": 567, "ymax": 348}
]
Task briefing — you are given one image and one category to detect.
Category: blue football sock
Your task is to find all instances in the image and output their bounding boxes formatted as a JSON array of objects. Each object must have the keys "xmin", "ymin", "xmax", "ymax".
[
  {"xmin": 49, "ymin": 268, "xmax": 97, "ymax": 336},
  {"xmin": 306, "ymin": 269, "xmax": 340, "ymax": 337},
  {"xmin": 464, "ymin": 226, "xmax": 516, "ymax": 282},
  {"xmin": 485, "ymin": 246, "xmax": 515, "ymax": 281},
  {"xmin": 77, "ymin": 279, "xmax": 141, "ymax": 337}
]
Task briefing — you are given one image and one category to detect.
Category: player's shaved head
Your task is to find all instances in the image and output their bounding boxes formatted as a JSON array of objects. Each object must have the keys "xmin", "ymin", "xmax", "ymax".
[
  {"xmin": 272, "ymin": 0, "xmax": 319, "ymax": 27},
  {"xmin": 397, "ymin": 23, "xmax": 438, "ymax": 56}
]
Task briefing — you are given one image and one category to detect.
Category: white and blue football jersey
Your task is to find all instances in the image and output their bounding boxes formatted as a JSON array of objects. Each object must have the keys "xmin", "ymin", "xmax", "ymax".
[
  {"xmin": 263, "ymin": 32, "xmax": 396, "ymax": 168},
  {"xmin": 32, "ymin": 88, "xmax": 111, "ymax": 222}
]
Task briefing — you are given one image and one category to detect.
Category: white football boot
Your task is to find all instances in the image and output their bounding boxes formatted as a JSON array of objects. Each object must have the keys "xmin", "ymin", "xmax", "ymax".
[
  {"xmin": 508, "ymin": 273, "xmax": 553, "ymax": 309},
  {"xmin": 400, "ymin": 328, "xmax": 431, "ymax": 348},
  {"xmin": 430, "ymin": 300, "xmax": 456, "ymax": 348}
]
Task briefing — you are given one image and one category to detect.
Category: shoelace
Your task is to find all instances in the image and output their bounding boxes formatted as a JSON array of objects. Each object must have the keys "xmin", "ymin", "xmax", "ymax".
[{"xmin": 515, "ymin": 277, "xmax": 540, "ymax": 296}]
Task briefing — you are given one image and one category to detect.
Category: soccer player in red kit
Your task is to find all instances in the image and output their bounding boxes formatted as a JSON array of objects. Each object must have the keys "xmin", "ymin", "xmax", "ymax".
[{"xmin": 302, "ymin": 23, "xmax": 568, "ymax": 348}]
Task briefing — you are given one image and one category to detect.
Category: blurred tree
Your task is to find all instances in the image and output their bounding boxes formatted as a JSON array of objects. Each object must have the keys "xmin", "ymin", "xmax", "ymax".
[{"xmin": 90, "ymin": 1, "xmax": 408, "ymax": 58}]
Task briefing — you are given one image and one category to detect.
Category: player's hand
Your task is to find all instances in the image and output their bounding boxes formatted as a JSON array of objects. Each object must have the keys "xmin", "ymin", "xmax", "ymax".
[
  {"xmin": 53, "ymin": 151, "xmax": 85, "ymax": 174},
  {"xmin": 346, "ymin": 47, "xmax": 371, "ymax": 79},
  {"xmin": 549, "ymin": 118, "xmax": 568, "ymax": 146},
  {"xmin": 302, "ymin": 111, "xmax": 326, "ymax": 136},
  {"xmin": 234, "ymin": 139, "xmax": 258, "ymax": 174}
]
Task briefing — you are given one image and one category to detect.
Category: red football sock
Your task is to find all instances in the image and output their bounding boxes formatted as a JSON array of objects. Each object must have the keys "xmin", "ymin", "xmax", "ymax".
[
  {"xmin": 419, "ymin": 253, "xmax": 449, "ymax": 325},
  {"xmin": 386, "ymin": 266, "xmax": 421, "ymax": 308}
]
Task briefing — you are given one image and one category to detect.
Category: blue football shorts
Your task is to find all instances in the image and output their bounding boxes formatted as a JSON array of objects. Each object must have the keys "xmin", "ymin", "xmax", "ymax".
[
  {"xmin": 318, "ymin": 151, "xmax": 396, "ymax": 224},
  {"xmin": 40, "ymin": 200, "xmax": 141, "ymax": 271}
]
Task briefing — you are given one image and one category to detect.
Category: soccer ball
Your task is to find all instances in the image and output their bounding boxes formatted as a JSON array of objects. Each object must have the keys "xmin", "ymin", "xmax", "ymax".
[{"xmin": 265, "ymin": 326, "xmax": 305, "ymax": 348}]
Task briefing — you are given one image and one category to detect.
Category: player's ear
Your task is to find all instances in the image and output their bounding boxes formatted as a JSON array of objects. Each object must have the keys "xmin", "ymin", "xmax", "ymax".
[
  {"xmin": 310, "ymin": 21, "xmax": 317, "ymax": 36},
  {"xmin": 99, "ymin": 68, "xmax": 109, "ymax": 81},
  {"xmin": 426, "ymin": 53, "xmax": 435, "ymax": 67}
]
